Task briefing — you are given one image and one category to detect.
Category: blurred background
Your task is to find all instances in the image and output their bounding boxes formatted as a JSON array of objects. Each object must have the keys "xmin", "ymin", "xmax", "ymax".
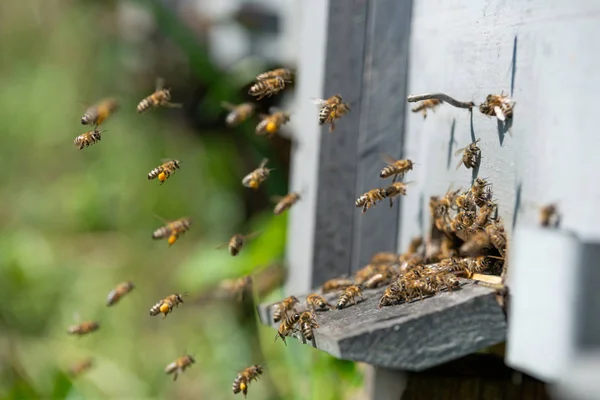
[{"xmin": 0, "ymin": 0, "xmax": 363, "ymax": 398}]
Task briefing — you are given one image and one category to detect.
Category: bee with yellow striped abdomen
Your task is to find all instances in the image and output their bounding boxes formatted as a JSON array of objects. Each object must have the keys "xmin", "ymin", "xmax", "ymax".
[
  {"xmin": 74, "ymin": 128, "xmax": 105, "ymax": 150},
  {"xmin": 255, "ymin": 109, "xmax": 290, "ymax": 138},
  {"xmin": 380, "ymin": 155, "xmax": 414, "ymax": 183},
  {"xmin": 221, "ymin": 102, "xmax": 255, "ymax": 127},
  {"xmin": 164, "ymin": 354, "xmax": 195, "ymax": 381},
  {"xmin": 233, "ymin": 365, "xmax": 264, "ymax": 397},
  {"xmin": 137, "ymin": 78, "xmax": 182, "ymax": 113},
  {"xmin": 67, "ymin": 321, "xmax": 100, "ymax": 336},
  {"xmin": 256, "ymin": 68, "xmax": 293, "ymax": 82},
  {"xmin": 242, "ymin": 158, "xmax": 271, "ymax": 190},
  {"xmin": 148, "ymin": 159, "xmax": 181, "ymax": 185},
  {"xmin": 152, "ymin": 217, "xmax": 192, "ymax": 247},
  {"xmin": 106, "ymin": 281, "xmax": 135, "ymax": 306},
  {"xmin": 149, "ymin": 293, "xmax": 187, "ymax": 319},
  {"xmin": 81, "ymin": 98, "xmax": 119, "ymax": 126},
  {"xmin": 336, "ymin": 285, "xmax": 363, "ymax": 310}
]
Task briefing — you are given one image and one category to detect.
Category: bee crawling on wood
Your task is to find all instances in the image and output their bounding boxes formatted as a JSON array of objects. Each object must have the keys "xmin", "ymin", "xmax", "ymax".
[
  {"xmin": 313, "ymin": 94, "xmax": 351, "ymax": 132},
  {"xmin": 74, "ymin": 128, "xmax": 106, "ymax": 150},
  {"xmin": 81, "ymin": 98, "xmax": 119, "ymax": 127},
  {"xmin": 67, "ymin": 321, "xmax": 99, "ymax": 336},
  {"xmin": 233, "ymin": 364, "xmax": 265, "ymax": 398},
  {"xmin": 275, "ymin": 311, "xmax": 301, "ymax": 345},
  {"xmin": 272, "ymin": 192, "xmax": 301, "ymax": 215},
  {"xmin": 479, "ymin": 92, "xmax": 514, "ymax": 121},
  {"xmin": 306, "ymin": 293, "xmax": 333, "ymax": 311},
  {"xmin": 470, "ymin": 178, "xmax": 493, "ymax": 207},
  {"xmin": 242, "ymin": 158, "xmax": 272, "ymax": 190},
  {"xmin": 272, "ymin": 296, "xmax": 300, "ymax": 323},
  {"xmin": 137, "ymin": 77, "xmax": 182, "ymax": 113},
  {"xmin": 217, "ymin": 232, "xmax": 260, "ymax": 256},
  {"xmin": 411, "ymin": 98, "xmax": 442, "ymax": 119},
  {"xmin": 539, "ymin": 204, "xmax": 560, "ymax": 228},
  {"xmin": 380, "ymin": 155, "xmax": 414, "ymax": 183},
  {"xmin": 356, "ymin": 188, "xmax": 387, "ymax": 213},
  {"xmin": 336, "ymin": 285, "xmax": 364, "ymax": 309},
  {"xmin": 164, "ymin": 354, "xmax": 195, "ymax": 381},
  {"xmin": 255, "ymin": 108, "xmax": 291, "ymax": 138},
  {"xmin": 299, "ymin": 310, "xmax": 319, "ymax": 341},
  {"xmin": 455, "ymin": 139, "xmax": 481, "ymax": 170},
  {"xmin": 152, "ymin": 217, "xmax": 192, "ymax": 247},
  {"xmin": 221, "ymin": 102, "xmax": 255, "ymax": 127},
  {"xmin": 321, "ymin": 278, "xmax": 354, "ymax": 294},
  {"xmin": 106, "ymin": 281, "xmax": 135, "ymax": 306},
  {"xmin": 147, "ymin": 159, "xmax": 181, "ymax": 185},
  {"xmin": 149, "ymin": 293, "xmax": 187, "ymax": 318}
]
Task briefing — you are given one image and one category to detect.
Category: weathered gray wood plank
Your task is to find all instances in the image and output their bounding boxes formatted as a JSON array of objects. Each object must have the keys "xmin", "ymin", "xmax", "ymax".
[
  {"xmin": 258, "ymin": 282, "xmax": 506, "ymax": 371},
  {"xmin": 351, "ymin": 0, "xmax": 414, "ymax": 271},
  {"xmin": 313, "ymin": 0, "xmax": 369, "ymax": 286}
]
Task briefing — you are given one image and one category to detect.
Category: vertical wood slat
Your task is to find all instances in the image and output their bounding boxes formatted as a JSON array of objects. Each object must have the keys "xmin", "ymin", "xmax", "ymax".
[
  {"xmin": 351, "ymin": 0, "xmax": 414, "ymax": 272},
  {"xmin": 312, "ymin": 0, "xmax": 370, "ymax": 287}
]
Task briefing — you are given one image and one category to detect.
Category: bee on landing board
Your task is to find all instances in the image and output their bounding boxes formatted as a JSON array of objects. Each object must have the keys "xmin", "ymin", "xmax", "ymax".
[
  {"xmin": 149, "ymin": 293, "xmax": 187, "ymax": 318},
  {"xmin": 74, "ymin": 128, "xmax": 106, "ymax": 150},
  {"xmin": 106, "ymin": 281, "xmax": 135, "ymax": 306},
  {"xmin": 275, "ymin": 311, "xmax": 301, "ymax": 345},
  {"xmin": 152, "ymin": 217, "xmax": 192, "ymax": 247},
  {"xmin": 299, "ymin": 310, "xmax": 319, "ymax": 341},
  {"xmin": 256, "ymin": 68, "xmax": 293, "ymax": 82},
  {"xmin": 68, "ymin": 358, "xmax": 94, "ymax": 378},
  {"xmin": 479, "ymin": 92, "xmax": 514, "ymax": 121},
  {"xmin": 272, "ymin": 192, "xmax": 301, "ymax": 215},
  {"xmin": 306, "ymin": 293, "xmax": 333, "ymax": 311},
  {"xmin": 380, "ymin": 155, "xmax": 414, "ymax": 183},
  {"xmin": 67, "ymin": 321, "xmax": 99, "ymax": 336},
  {"xmin": 321, "ymin": 278, "xmax": 353, "ymax": 294},
  {"xmin": 272, "ymin": 295, "xmax": 300, "ymax": 323},
  {"xmin": 356, "ymin": 188, "xmax": 387, "ymax": 214},
  {"xmin": 81, "ymin": 98, "xmax": 119, "ymax": 127},
  {"xmin": 242, "ymin": 158, "xmax": 272, "ymax": 190},
  {"xmin": 312, "ymin": 94, "xmax": 351, "ymax": 132},
  {"xmin": 147, "ymin": 159, "xmax": 181, "ymax": 185},
  {"xmin": 255, "ymin": 109, "xmax": 291, "ymax": 138},
  {"xmin": 336, "ymin": 285, "xmax": 364, "ymax": 309},
  {"xmin": 233, "ymin": 365, "xmax": 264, "ymax": 397},
  {"xmin": 164, "ymin": 354, "xmax": 195, "ymax": 381},
  {"xmin": 411, "ymin": 99, "xmax": 442, "ymax": 119},
  {"xmin": 217, "ymin": 232, "xmax": 260, "ymax": 256},
  {"xmin": 136, "ymin": 77, "xmax": 182, "ymax": 113},
  {"xmin": 221, "ymin": 102, "xmax": 255, "ymax": 127},
  {"xmin": 455, "ymin": 139, "xmax": 481, "ymax": 170}
]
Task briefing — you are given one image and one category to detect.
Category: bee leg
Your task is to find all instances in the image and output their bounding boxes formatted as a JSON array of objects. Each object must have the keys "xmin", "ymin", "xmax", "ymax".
[{"xmin": 173, "ymin": 372, "xmax": 178, "ymax": 381}]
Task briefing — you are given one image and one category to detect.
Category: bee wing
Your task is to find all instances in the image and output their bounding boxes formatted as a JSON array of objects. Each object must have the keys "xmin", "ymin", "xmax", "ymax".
[
  {"xmin": 155, "ymin": 77, "xmax": 165, "ymax": 91},
  {"xmin": 493, "ymin": 106, "xmax": 506, "ymax": 122},
  {"xmin": 164, "ymin": 102, "xmax": 183, "ymax": 109},
  {"xmin": 259, "ymin": 158, "xmax": 269, "ymax": 169},
  {"xmin": 311, "ymin": 98, "xmax": 327, "ymax": 106},
  {"xmin": 152, "ymin": 214, "xmax": 171, "ymax": 225},
  {"xmin": 454, "ymin": 146, "xmax": 467, "ymax": 156},
  {"xmin": 243, "ymin": 231, "xmax": 261, "ymax": 241},
  {"xmin": 381, "ymin": 154, "xmax": 397, "ymax": 165},
  {"xmin": 220, "ymin": 101, "xmax": 236, "ymax": 111},
  {"xmin": 270, "ymin": 195, "xmax": 285, "ymax": 202},
  {"xmin": 216, "ymin": 242, "xmax": 229, "ymax": 250}
]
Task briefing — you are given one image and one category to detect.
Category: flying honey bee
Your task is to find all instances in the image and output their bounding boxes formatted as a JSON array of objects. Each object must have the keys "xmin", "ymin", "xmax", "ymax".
[
  {"xmin": 455, "ymin": 139, "xmax": 481, "ymax": 170},
  {"xmin": 67, "ymin": 321, "xmax": 100, "ymax": 336},
  {"xmin": 385, "ymin": 181, "xmax": 414, "ymax": 207},
  {"xmin": 411, "ymin": 99, "xmax": 442, "ymax": 119},
  {"xmin": 74, "ymin": 128, "xmax": 105, "ymax": 150},
  {"xmin": 380, "ymin": 155, "xmax": 414, "ymax": 183},
  {"xmin": 217, "ymin": 232, "xmax": 260, "ymax": 256},
  {"xmin": 306, "ymin": 293, "xmax": 332, "ymax": 311},
  {"xmin": 479, "ymin": 92, "xmax": 514, "ymax": 121},
  {"xmin": 275, "ymin": 311, "xmax": 301, "ymax": 345},
  {"xmin": 272, "ymin": 295, "xmax": 299, "ymax": 323},
  {"xmin": 149, "ymin": 293, "xmax": 187, "ymax": 318},
  {"xmin": 272, "ymin": 192, "xmax": 301, "ymax": 215},
  {"xmin": 299, "ymin": 310, "xmax": 319, "ymax": 341},
  {"xmin": 356, "ymin": 188, "xmax": 387, "ymax": 213},
  {"xmin": 233, "ymin": 365, "xmax": 265, "ymax": 398},
  {"xmin": 221, "ymin": 102, "xmax": 256, "ymax": 127},
  {"xmin": 152, "ymin": 217, "xmax": 192, "ymax": 247},
  {"xmin": 540, "ymin": 204, "xmax": 560, "ymax": 228},
  {"xmin": 255, "ymin": 109, "xmax": 291, "ymax": 138},
  {"xmin": 81, "ymin": 98, "xmax": 119, "ymax": 126},
  {"xmin": 248, "ymin": 77, "xmax": 287, "ymax": 101},
  {"xmin": 336, "ymin": 285, "xmax": 364, "ymax": 309},
  {"xmin": 106, "ymin": 281, "xmax": 135, "ymax": 306},
  {"xmin": 256, "ymin": 68, "xmax": 293, "ymax": 82},
  {"xmin": 137, "ymin": 78, "xmax": 182, "ymax": 113},
  {"xmin": 219, "ymin": 276, "xmax": 253, "ymax": 302},
  {"xmin": 147, "ymin": 159, "xmax": 181, "ymax": 185},
  {"xmin": 165, "ymin": 354, "xmax": 195, "ymax": 381},
  {"xmin": 242, "ymin": 158, "xmax": 272, "ymax": 190},
  {"xmin": 313, "ymin": 94, "xmax": 351, "ymax": 132},
  {"xmin": 321, "ymin": 278, "xmax": 354, "ymax": 293},
  {"xmin": 68, "ymin": 358, "xmax": 94, "ymax": 378}
]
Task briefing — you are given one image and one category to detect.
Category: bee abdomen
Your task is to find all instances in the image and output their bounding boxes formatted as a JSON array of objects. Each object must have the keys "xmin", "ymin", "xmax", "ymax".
[
  {"xmin": 81, "ymin": 111, "xmax": 95, "ymax": 125},
  {"xmin": 137, "ymin": 97, "xmax": 154, "ymax": 113},
  {"xmin": 302, "ymin": 322, "xmax": 314, "ymax": 341},
  {"xmin": 380, "ymin": 166, "xmax": 396, "ymax": 178},
  {"xmin": 318, "ymin": 106, "xmax": 331, "ymax": 125},
  {"xmin": 232, "ymin": 376, "xmax": 243, "ymax": 393},
  {"xmin": 336, "ymin": 295, "xmax": 349, "ymax": 310},
  {"xmin": 148, "ymin": 167, "xmax": 162, "ymax": 180}
]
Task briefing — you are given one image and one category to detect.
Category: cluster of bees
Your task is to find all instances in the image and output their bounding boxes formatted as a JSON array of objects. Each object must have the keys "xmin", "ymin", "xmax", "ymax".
[{"xmin": 67, "ymin": 66, "xmax": 351, "ymax": 396}]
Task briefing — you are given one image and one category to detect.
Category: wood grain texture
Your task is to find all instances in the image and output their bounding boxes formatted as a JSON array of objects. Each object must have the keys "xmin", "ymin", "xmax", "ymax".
[
  {"xmin": 351, "ymin": 0, "xmax": 414, "ymax": 272},
  {"xmin": 313, "ymin": 0, "xmax": 369, "ymax": 286},
  {"xmin": 258, "ymin": 281, "xmax": 506, "ymax": 371}
]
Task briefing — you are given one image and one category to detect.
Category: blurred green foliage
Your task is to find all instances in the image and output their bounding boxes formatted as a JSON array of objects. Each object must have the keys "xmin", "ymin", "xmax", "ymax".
[{"xmin": 0, "ymin": 0, "xmax": 363, "ymax": 399}]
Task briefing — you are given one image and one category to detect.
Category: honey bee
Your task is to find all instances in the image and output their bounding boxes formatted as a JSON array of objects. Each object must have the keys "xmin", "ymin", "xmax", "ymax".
[
  {"xmin": 299, "ymin": 310, "xmax": 319, "ymax": 341},
  {"xmin": 313, "ymin": 94, "xmax": 351, "ymax": 132},
  {"xmin": 485, "ymin": 221, "xmax": 507, "ymax": 256},
  {"xmin": 455, "ymin": 192, "xmax": 476, "ymax": 212},
  {"xmin": 152, "ymin": 217, "xmax": 193, "ymax": 247},
  {"xmin": 355, "ymin": 188, "xmax": 387, "ymax": 213},
  {"xmin": 275, "ymin": 312, "xmax": 301, "ymax": 345},
  {"xmin": 147, "ymin": 159, "xmax": 181, "ymax": 185},
  {"xmin": 432, "ymin": 272, "xmax": 460, "ymax": 291},
  {"xmin": 321, "ymin": 278, "xmax": 353, "ymax": 294},
  {"xmin": 149, "ymin": 293, "xmax": 187, "ymax": 318},
  {"xmin": 479, "ymin": 92, "xmax": 514, "ymax": 121},
  {"xmin": 384, "ymin": 181, "xmax": 413, "ymax": 207},
  {"xmin": 455, "ymin": 139, "xmax": 481, "ymax": 170},
  {"xmin": 67, "ymin": 321, "xmax": 99, "ymax": 336},
  {"xmin": 378, "ymin": 282, "xmax": 403, "ymax": 308},
  {"xmin": 408, "ymin": 277, "xmax": 438, "ymax": 301},
  {"xmin": 411, "ymin": 99, "xmax": 442, "ymax": 119},
  {"xmin": 380, "ymin": 155, "xmax": 414, "ymax": 183},
  {"xmin": 470, "ymin": 178, "xmax": 492, "ymax": 207},
  {"xmin": 256, "ymin": 68, "xmax": 293, "ymax": 82},
  {"xmin": 370, "ymin": 252, "xmax": 400, "ymax": 265},
  {"xmin": 242, "ymin": 158, "xmax": 271, "ymax": 190},
  {"xmin": 219, "ymin": 276, "xmax": 253, "ymax": 302},
  {"xmin": 106, "ymin": 281, "xmax": 135, "ymax": 306},
  {"xmin": 68, "ymin": 358, "xmax": 94, "ymax": 378},
  {"xmin": 74, "ymin": 128, "xmax": 105, "ymax": 150},
  {"xmin": 255, "ymin": 109, "xmax": 291, "ymax": 138},
  {"xmin": 272, "ymin": 192, "xmax": 301, "ymax": 215},
  {"xmin": 363, "ymin": 273, "xmax": 390, "ymax": 289},
  {"xmin": 137, "ymin": 78, "xmax": 182, "ymax": 113},
  {"xmin": 248, "ymin": 77, "xmax": 287, "ymax": 101},
  {"xmin": 460, "ymin": 231, "xmax": 491, "ymax": 256},
  {"xmin": 336, "ymin": 285, "xmax": 364, "ymax": 309},
  {"xmin": 540, "ymin": 204, "xmax": 559, "ymax": 227},
  {"xmin": 473, "ymin": 201, "xmax": 496, "ymax": 229},
  {"xmin": 306, "ymin": 293, "xmax": 332, "ymax": 311},
  {"xmin": 273, "ymin": 296, "xmax": 300, "ymax": 323},
  {"xmin": 233, "ymin": 365, "xmax": 264, "ymax": 397},
  {"xmin": 81, "ymin": 98, "xmax": 119, "ymax": 126},
  {"xmin": 217, "ymin": 232, "xmax": 260, "ymax": 256},
  {"xmin": 221, "ymin": 102, "xmax": 255, "ymax": 127},
  {"xmin": 164, "ymin": 354, "xmax": 195, "ymax": 381}
]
